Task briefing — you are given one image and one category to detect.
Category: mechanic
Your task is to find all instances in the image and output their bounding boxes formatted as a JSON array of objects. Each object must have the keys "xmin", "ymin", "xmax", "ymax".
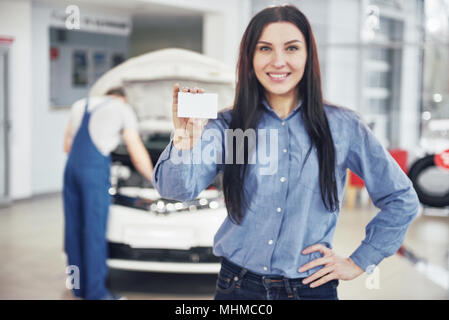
[
  {"xmin": 152, "ymin": 5, "xmax": 419, "ymax": 300},
  {"xmin": 62, "ymin": 87, "xmax": 154, "ymax": 300}
]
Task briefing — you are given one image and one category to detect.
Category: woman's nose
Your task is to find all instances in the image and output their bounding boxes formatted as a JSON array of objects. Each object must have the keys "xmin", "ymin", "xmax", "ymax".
[{"xmin": 271, "ymin": 50, "xmax": 286, "ymax": 68}]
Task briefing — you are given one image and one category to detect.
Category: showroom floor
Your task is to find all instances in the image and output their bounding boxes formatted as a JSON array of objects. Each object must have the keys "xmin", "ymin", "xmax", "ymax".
[{"xmin": 0, "ymin": 193, "xmax": 448, "ymax": 300}]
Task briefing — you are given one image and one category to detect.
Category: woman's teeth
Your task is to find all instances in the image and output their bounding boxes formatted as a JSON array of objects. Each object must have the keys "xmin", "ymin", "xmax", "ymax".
[{"xmin": 268, "ymin": 73, "xmax": 289, "ymax": 79}]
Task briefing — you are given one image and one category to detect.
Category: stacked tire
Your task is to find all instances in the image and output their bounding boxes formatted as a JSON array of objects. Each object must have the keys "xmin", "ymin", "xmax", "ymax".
[{"xmin": 408, "ymin": 154, "xmax": 449, "ymax": 207}]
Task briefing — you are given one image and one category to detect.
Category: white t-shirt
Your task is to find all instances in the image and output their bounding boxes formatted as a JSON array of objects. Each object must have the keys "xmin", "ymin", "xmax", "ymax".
[{"xmin": 68, "ymin": 96, "xmax": 138, "ymax": 156}]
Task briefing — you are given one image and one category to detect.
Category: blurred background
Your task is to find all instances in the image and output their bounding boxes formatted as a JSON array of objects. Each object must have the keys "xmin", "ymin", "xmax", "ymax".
[{"xmin": 0, "ymin": 0, "xmax": 448, "ymax": 300}]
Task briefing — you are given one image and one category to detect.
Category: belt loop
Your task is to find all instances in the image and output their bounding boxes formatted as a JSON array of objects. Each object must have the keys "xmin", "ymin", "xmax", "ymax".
[
  {"xmin": 239, "ymin": 268, "xmax": 247, "ymax": 279},
  {"xmin": 261, "ymin": 276, "xmax": 270, "ymax": 291},
  {"xmin": 234, "ymin": 268, "xmax": 247, "ymax": 288},
  {"xmin": 283, "ymin": 278, "xmax": 294, "ymax": 298}
]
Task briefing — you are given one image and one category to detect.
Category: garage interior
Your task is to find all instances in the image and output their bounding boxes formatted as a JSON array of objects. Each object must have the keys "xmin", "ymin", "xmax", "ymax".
[{"xmin": 1, "ymin": 0, "xmax": 449, "ymax": 300}]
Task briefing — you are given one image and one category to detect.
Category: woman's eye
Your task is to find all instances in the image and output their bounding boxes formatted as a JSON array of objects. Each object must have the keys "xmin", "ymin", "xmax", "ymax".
[
  {"xmin": 259, "ymin": 46, "xmax": 271, "ymax": 52},
  {"xmin": 286, "ymin": 46, "xmax": 299, "ymax": 52}
]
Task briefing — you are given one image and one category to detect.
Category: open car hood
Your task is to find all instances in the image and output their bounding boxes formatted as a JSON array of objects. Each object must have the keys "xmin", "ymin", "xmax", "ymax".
[{"xmin": 90, "ymin": 48, "xmax": 236, "ymax": 133}]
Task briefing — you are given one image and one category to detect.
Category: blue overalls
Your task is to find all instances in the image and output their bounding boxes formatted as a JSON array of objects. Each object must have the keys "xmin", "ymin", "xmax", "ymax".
[{"xmin": 63, "ymin": 99, "xmax": 112, "ymax": 300}]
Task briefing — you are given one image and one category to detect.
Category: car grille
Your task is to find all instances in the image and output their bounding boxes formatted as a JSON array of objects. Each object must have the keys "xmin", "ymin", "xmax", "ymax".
[{"xmin": 108, "ymin": 242, "xmax": 220, "ymax": 263}]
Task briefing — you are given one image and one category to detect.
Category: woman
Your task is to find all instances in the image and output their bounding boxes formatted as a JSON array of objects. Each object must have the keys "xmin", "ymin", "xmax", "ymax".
[{"xmin": 153, "ymin": 5, "xmax": 419, "ymax": 300}]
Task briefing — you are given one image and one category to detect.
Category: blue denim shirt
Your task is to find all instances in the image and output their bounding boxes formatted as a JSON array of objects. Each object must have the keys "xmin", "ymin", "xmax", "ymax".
[{"xmin": 153, "ymin": 100, "xmax": 419, "ymax": 278}]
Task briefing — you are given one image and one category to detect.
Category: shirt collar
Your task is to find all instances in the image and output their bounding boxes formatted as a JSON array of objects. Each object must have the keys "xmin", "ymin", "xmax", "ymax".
[{"xmin": 261, "ymin": 98, "xmax": 303, "ymax": 120}]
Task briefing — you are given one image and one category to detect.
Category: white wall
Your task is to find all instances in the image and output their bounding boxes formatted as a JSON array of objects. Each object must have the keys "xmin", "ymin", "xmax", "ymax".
[
  {"xmin": 0, "ymin": 0, "xmax": 33, "ymax": 199},
  {"xmin": 203, "ymin": 0, "xmax": 252, "ymax": 69},
  {"xmin": 31, "ymin": 3, "xmax": 71, "ymax": 195},
  {"xmin": 0, "ymin": 0, "xmax": 135, "ymax": 199}
]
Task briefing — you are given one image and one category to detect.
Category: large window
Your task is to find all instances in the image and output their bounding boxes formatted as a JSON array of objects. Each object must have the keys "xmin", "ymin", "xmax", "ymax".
[
  {"xmin": 361, "ymin": 16, "xmax": 404, "ymax": 147},
  {"xmin": 422, "ymin": 0, "xmax": 449, "ymax": 120}
]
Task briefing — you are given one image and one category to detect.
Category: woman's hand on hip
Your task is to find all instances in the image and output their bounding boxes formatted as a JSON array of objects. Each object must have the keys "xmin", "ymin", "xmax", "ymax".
[
  {"xmin": 172, "ymin": 83, "xmax": 208, "ymax": 150},
  {"xmin": 298, "ymin": 243, "xmax": 364, "ymax": 288}
]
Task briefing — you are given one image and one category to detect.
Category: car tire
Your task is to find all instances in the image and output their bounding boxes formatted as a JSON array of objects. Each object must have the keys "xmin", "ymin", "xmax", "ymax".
[{"xmin": 408, "ymin": 154, "xmax": 449, "ymax": 207}]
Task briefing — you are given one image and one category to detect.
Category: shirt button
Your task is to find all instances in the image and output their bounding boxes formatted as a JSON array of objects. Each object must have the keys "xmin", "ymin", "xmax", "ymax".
[
  {"xmin": 281, "ymin": 121, "xmax": 285, "ymax": 126},
  {"xmin": 263, "ymin": 266, "xmax": 268, "ymax": 271},
  {"xmin": 268, "ymin": 240, "xmax": 273, "ymax": 245},
  {"xmin": 276, "ymin": 207, "xmax": 282, "ymax": 213},
  {"xmin": 280, "ymin": 177, "xmax": 286, "ymax": 182},
  {"xmin": 283, "ymin": 148, "xmax": 287, "ymax": 153},
  {"xmin": 366, "ymin": 264, "xmax": 376, "ymax": 274}
]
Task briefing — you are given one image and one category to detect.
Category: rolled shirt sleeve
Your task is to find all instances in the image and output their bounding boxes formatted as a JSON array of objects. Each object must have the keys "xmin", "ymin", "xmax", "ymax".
[
  {"xmin": 121, "ymin": 104, "xmax": 139, "ymax": 130},
  {"xmin": 346, "ymin": 114, "xmax": 420, "ymax": 273},
  {"xmin": 152, "ymin": 116, "xmax": 226, "ymax": 201}
]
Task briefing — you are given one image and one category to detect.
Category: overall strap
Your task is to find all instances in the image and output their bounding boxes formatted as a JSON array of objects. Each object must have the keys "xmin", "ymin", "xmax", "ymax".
[{"xmin": 84, "ymin": 97, "xmax": 89, "ymax": 114}]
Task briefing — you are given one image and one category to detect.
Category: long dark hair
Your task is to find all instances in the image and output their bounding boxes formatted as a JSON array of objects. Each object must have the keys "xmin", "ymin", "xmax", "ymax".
[{"xmin": 223, "ymin": 5, "xmax": 339, "ymax": 225}]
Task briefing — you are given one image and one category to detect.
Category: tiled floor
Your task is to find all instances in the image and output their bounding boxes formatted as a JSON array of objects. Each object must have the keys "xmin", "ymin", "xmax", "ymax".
[{"xmin": 0, "ymin": 193, "xmax": 448, "ymax": 300}]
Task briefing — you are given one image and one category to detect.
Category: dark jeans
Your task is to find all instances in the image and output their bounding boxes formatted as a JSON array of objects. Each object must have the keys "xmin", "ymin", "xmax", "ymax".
[{"xmin": 214, "ymin": 258, "xmax": 339, "ymax": 300}]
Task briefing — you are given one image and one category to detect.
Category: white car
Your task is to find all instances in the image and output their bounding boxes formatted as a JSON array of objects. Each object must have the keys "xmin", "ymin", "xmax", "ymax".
[{"xmin": 90, "ymin": 48, "xmax": 235, "ymax": 273}]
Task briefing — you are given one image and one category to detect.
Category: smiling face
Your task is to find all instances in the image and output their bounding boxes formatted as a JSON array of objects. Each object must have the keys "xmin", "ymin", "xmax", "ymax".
[{"xmin": 253, "ymin": 22, "xmax": 307, "ymax": 102}]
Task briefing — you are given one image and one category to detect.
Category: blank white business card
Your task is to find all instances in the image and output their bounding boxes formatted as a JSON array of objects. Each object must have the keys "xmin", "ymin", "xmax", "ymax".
[{"xmin": 177, "ymin": 92, "xmax": 218, "ymax": 119}]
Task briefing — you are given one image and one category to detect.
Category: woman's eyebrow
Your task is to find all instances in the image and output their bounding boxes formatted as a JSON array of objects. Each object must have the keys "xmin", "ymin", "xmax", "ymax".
[
  {"xmin": 257, "ymin": 39, "xmax": 303, "ymax": 45},
  {"xmin": 284, "ymin": 39, "xmax": 302, "ymax": 45}
]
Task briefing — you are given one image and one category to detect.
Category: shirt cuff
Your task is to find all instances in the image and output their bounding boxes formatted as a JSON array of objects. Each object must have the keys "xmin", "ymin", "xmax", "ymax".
[
  {"xmin": 152, "ymin": 140, "xmax": 194, "ymax": 195},
  {"xmin": 349, "ymin": 242, "xmax": 385, "ymax": 274}
]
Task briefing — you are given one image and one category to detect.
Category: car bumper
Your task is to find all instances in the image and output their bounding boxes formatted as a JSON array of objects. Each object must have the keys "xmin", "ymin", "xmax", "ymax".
[
  {"xmin": 106, "ymin": 202, "xmax": 226, "ymax": 273},
  {"xmin": 107, "ymin": 259, "xmax": 221, "ymax": 274}
]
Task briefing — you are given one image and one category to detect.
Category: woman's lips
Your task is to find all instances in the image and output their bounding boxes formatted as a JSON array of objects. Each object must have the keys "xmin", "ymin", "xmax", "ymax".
[{"xmin": 267, "ymin": 72, "xmax": 291, "ymax": 82}]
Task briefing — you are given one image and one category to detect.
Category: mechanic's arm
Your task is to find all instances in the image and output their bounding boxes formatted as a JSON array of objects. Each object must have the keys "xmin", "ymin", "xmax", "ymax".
[
  {"xmin": 152, "ymin": 84, "xmax": 224, "ymax": 201},
  {"xmin": 346, "ymin": 114, "xmax": 420, "ymax": 273},
  {"xmin": 63, "ymin": 122, "xmax": 72, "ymax": 154},
  {"xmin": 122, "ymin": 128, "xmax": 154, "ymax": 181}
]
